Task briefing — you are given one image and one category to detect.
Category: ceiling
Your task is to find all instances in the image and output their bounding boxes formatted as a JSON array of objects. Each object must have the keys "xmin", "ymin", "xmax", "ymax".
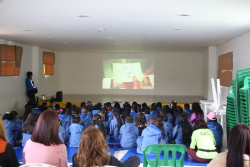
[{"xmin": 0, "ymin": 0, "xmax": 250, "ymax": 52}]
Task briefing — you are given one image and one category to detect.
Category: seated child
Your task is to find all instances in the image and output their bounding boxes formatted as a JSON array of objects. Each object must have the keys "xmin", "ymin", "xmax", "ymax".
[
  {"xmin": 150, "ymin": 104, "xmax": 158, "ymax": 117},
  {"xmin": 99, "ymin": 108, "xmax": 109, "ymax": 132},
  {"xmin": 156, "ymin": 102, "xmax": 162, "ymax": 115},
  {"xmin": 135, "ymin": 112, "xmax": 147, "ymax": 136},
  {"xmin": 161, "ymin": 115, "xmax": 172, "ymax": 144},
  {"xmin": 172, "ymin": 113, "xmax": 193, "ymax": 146},
  {"xmin": 137, "ymin": 104, "xmax": 142, "ymax": 113},
  {"xmin": 32, "ymin": 103, "xmax": 42, "ymax": 116},
  {"xmin": 80, "ymin": 107, "xmax": 91, "ymax": 128},
  {"xmin": 183, "ymin": 103, "xmax": 191, "ymax": 117},
  {"xmin": 78, "ymin": 101, "xmax": 86, "ymax": 114},
  {"xmin": 90, "ymin": 114, "xmax": 110, "ymax": 143},
  {"xmin": 39, "ymin": 102, "xmax": 48, "ymax": 112},
  {"xmin": 137, "ymin": 117, "xmax": 162, "ymax": 154},
  {"xmin": 174, "ymin": 106, "xmax": 183, "ymax": 126},
  {"xmin": 87, "ymin": 101, "xmax": 94, "ymax": 109},
  {"xmin": 107, "ymin": 106, "xmax": 114, "ymax": 129},
  {"xmin": 59, "ymin": 120, "xmax": 68, "ymax": 144},
  {"xmin": 22, "ymin": 112, "xmax": 38, "ymax": 147},
  {"xmin": 109, "ymin": 110, "xmax": 123, "ymax": 140},
  {"xmin": 58, "ymin": 108, "xmax": 71, "ymax": 132},
  {"xmin": 119, "ymin": 116, "xmax": 139, "ymax": 148},
  {"xmin": 113, "ymin": 102, "xmax": 121, "ymax": 112},
  {"xmin": 144, "ymin": 107, "xmax": 152, "ymax": 124},
  {"xmin": 92, "ymin": 103, "xmax": 101, "ymax": 116},
  {"xmin": 156, "ymin": 115, "xmax": 165, "ymax": 140},
  {"xmin": 49, "ymin": 98, "xmax": 58, "ymax": 110},
  {"xmin": 3, "ymin": 112, "xmax": 22, "ymax": 146},
  {"xmin": 68, "ymin": 115, "xmax": 85, "ymax": 147},
  {"xmin": 130, "ymin": 106, "xmax": 137, "ymax": 122},
  {"xmin": 10, "ymin": 111, "xmax": 24, "ymax": 126},
  {"xmin": 207, "ymin": 112, "xmax": 223, "ymax": 149},
  {"xmin": 160, "ymin": 108, "xmax": 173, "ymax": 126}
]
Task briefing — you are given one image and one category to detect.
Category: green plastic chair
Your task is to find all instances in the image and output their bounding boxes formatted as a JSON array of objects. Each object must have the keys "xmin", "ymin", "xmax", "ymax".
[{"xmin": 143, "ymin": 144, "xmax": 187, "ymax": 167}]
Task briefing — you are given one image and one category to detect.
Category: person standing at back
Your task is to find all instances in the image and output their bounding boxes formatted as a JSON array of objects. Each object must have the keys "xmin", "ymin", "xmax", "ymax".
[{"xmin": 25, "ymin": 71, "xmax": 38, "ymax": 102}]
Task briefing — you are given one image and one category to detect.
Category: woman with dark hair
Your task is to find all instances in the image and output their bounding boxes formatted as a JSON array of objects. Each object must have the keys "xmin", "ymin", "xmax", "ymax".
[
  {"xmin": 172, "ymin": 113, "xmax": 193, "ymax": 146},
  {"xmin": 73, "ymin": 126, "xmax": 140, "ymax": 167},
  {"xmin": 208, "ymin": 123, "xmax": 250, "ymax": 167},
  {"xmin": 189, "ymin": 102, "xmax": 204, "ymax": 126},
  {"xmin": 23, "ymin": 110, "xmax": 67, "ymax": 167},
  {"xmin": 22, "ymin": 112, "xmax": 38, "ymax": 147},
  {"xmin": 174, "ymin": 106, "xmax": 183, "ymax": 126},
  {"xmin": 187, "ymin": 119, "xmax": 218, "ymax": 163},
  {"xmin": 25, "ymin": 71, "xmax": 38, "ymax": 101}
]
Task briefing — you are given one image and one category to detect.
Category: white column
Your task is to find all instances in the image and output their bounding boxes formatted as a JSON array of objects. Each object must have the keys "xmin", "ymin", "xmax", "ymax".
[
  {"xmin": 32, "ymin": 46, "xmax": 40, "ymax": 97},
  {"xmin": 207, "ymin": 46, "xmax": 217, "ymax": 100}
]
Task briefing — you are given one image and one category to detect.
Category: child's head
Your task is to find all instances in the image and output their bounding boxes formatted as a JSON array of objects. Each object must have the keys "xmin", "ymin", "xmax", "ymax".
[
  {"xmin": 10, "ymin": 111, "xmax": 18, "ymax": 119},
  {"xmin": 132, "ymin": 101, "xmax": 137, "ymax": 107},
  {"xmin": 114, "ymin": 102, "xmax": 121, "ymax": 109},
  {"xmin": 65, "ymin": 102, "xmax": 72, "ymax": 109},
  {"xmin": 104, "ymin": 103, "xmax": 108, "ymax": 109},
  {"xmin": 99, "ymin": 108, "xmax": 108, "ymax": 120},
  {"xmin": 137, "ymin": 104, "xmax": 141, "ymax": 109},
  {"xmin": 42, "ymin": 102, "xmax": 47, "ymax": 107},
  {"xmin": 107, "ymin": 106, "xmax": 113, "ymax": 112},
  {"xmin": 121, "ymin": 108, "xmax": 130, "ymax": 120},
  {"xmin": 149, "ymin": 117, "xmax": 158, "ymax": 126},
  {"xmin": 172, "ymin": 100, "xmax": 177, "ymax": 111},
  {"xmin": 3, "ymin": 112, "xmax": 14, "ymax": 121},
  {"xmin": 156, "ymin": 115, "xmax": 163, "ymax": 123},
  {"xmin": 86, "ymin": 105, "xmax": 92, "ymax": 111},
  {"xmin": 194, "ymin": 119, "xmax": 208, "ymax": 130},
  {"xmin": 113, "ymin": 110, "xmax": 121, "ymax": 118},
  {"xmin": 72, "ymin": 110, "xmax": 79, "ymax": 116},
  {"xmin": 184, "ymin": 103, "xmax": 190, "ymax": 109},
  {"xmin": 144, "ymin": 107, "xmax": 150, "ymax": 114},
  {"xmin": 81, "ymin": 101, "xmax": 86, "ymax": 107},
  {"xmin": 150, "ymin": 104, "xmax": 156, "ymax": 111},
  {"xmin": 87, "ymin": 101, "xmax": 92, "ymax": 106},
  {"xmin": 72, "ymin": 115, "xmax": 81, "ymax": 123},
  {"xmin": 22, "ymin": 112, "xmax": 39, "ymax": 134},
  {"xmin": 65, "ymin": 108, "xmax": 71, "ymax": 115},
  {"xmin": 94, "ymin": 104, "xmax": 101, "ymax": 110},
  {"xmin": 123, "ymin": 102, "xmax": 130, "ymax": 107},
  {"xmin": 163, "ymin": 115, "xmax": 168, "ymax": 122},
  {"xmin": 176, "ymin": 106, "xmax": 183, "ymax": 114},
  {"xmin": 131, "ymin": 105, "xmax": 137, "ymax": 112},
  {"xmin": 50, "ymin": 98, "xmax": 56, "ymax": 106},
  {"xmin": 56, "ymin": 104, "xmax": 60, "ymax": 110},
  {"xmin": 156, "ymin": 102, "xmax": 162, "ymax": 108},
  {"xmin": 71, "ymin": 105, "xmax": 77, "ymax": 111},
  {"xmin": 207, "ymin": 112, "xmax": 217, "ymax": 122},
  {"xmin": 81, "ymin": 107, "xmax": 88, "ymax": 114},
  {"xmin": 135, "ymin": 112, "xmax": 146, "ymax": 127},
  {"xmin": 160, "ymin": 109, "xmax": 167, "ymax": 116},
  {"xmin": 90, "ymin": 114, "xmax": 107, "ymax": 138},
  {"xmin": 142, "ymin": 102, "xmax": 147, "ymax": 108},
  {"xmin": 58, "ymin": 108, "xmax": 65, "ymax": 115},
  {"xmin": 125, "ymin": 115, "xmax": 134, "ymax": 123}
]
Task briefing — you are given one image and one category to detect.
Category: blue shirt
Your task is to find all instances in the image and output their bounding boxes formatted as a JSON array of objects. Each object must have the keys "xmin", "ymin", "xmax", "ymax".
[
  {"xmin": 207, "ymin": 121, "xmax": 223, "ymax": 147},
  {"xmin": 130, "ymin": 112, "xmax": 137, "ymax": 122},
  {"xmin": 25, "ymin": 77, "xmax": 36, "ymax": 91},
  {"xmin": 150, "ymin": 111, "xmax": 158, "ymax": 117},
  {"xmin": 68, "ymin": 123, "xmax": 85, "ymax": 147},
  {"xmin": 172, "ymin": 125, "xmax": 192, "ymax": 147},
  {"xmin": 22, "ymin": 133, "xmax": 32, "ymax": 147},
  {"xmin": 59, "ymin": 125, "xmax": 68, "ymax": 144},
  {"xmin": 161, "ymin": 122, "xmax": 172, "ymax": 144},
  {"xmin": 119, "ymin": 123, "xmax": 139, "ymax": 148},
  {"xmin": 80, "ymin": 113, "xmax": 91, "ymax": 128},
  {"xmin": 183, "ymin": 108, "xmax": 192, "ymax": 117},
  {"xmin": 3, "ymin": 119, "xmax": 22, "ymax": 146},
  {"xmin": 109, "ymin": 118, "xmax": 123, "ymax": 140}
]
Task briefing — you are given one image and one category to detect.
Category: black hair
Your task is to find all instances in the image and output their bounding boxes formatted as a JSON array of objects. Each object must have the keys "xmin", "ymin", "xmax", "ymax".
[
  {"xmin": 80, "ymin": 101, "xmax": 86, "ymax": 107},
  {"xmin": 59, "ymin": 108, "xmax": 65, "ymax": 114},
  {"xmin": 56, "ymin": 104, "xmax": 60, "ymax": 110},
  {"xmin": 156, "ymin": 102, "xmax": 162, "ymax": 108},
  {"xmin": 65, "ymin": 108, "xmax": 71, "ymax": 115},
  {"xmin": 184, "ymin": 103, "xmax": 190, "ymax": 109},
  {"xmin": 72, "ymin": 110, "xmax": 79, "ymax": 116},
  {"xmin": 22, "ymin": 112, "xmax": 38, "ymax": 134},
  {"xmin": 72, "ymin": 115, "xmax": 80, "ymax": 123},
  {"xmin": 160, "ymin": 109, "xmax": 167, "ymax": 116},
  {"xmin": 94, "ymin": 104, "xmax": 101, "ymax": 110},
  {"xmin": 114, "ymin": 103, "xmax": 121, "ymax": 110},
  {"xmin": 27, "ymin": 71, "xmax": 32, "ymax": 78},
  {"xmin": 144, "ymin": 107, "xmax": 150, "ymax": 114},
  {"xmin": 71, "ymin": 105, "xmax": 77, "ymax": 111},
  {"xmin": 151, "ymin": 103, "xmax": 157, "ymax": 111},
  {"xmin": 106, "ymin": 102, "xmax": 111, "ymax": 106},
  {"xmin": 137, "ymin": 104, "xmax": 142, "ymax": 112},
  {"xmin": 156, "ymin": 115, "xmax": 165, "ymax": 138},
  {"xmin": 163, "ymin": 115, "xmax": 168, "ymax": 122},
  {"xmin": 135, "ymin": 112, "xmax": 146, "ymax": 127},
  {"xmin": 175, "ymin": 106, "xmax": 183, "ymax": 118},
  {"xmin": 125, "ymin": 115, "xmax": 134, "ymax": 123},
  {"xmin": 99, "ymin": 108, "xmax": 108, "ymax": 121},
  {"xmin": 10, "ymin": 111, "xmax": 18, "ymax": 118},
  {"xmin": 177, "ymin": 113, "xmax": 193, "ymax": 145},
  {"xmin": 50, "ymin": 98, "xmax": 56, "ymax": 104},
  {"xmin": 3, "ymin": 112, "xmax": 14, "ymax": 121},
  {"xmin": 65, "ymin": 102, "xmax": 72, "ymax": 109},
  {"xmin": 190, "ymin": 102, "xmax": 204, "ymax": 118},
  {"xmin": 163, "ymin": 105, "xmax": 172, "ymax": 115},
  {"xmin": 131, "ymin": 105, "xmax": 137, "ymax": 112},
  {"xmin": 23, "ymin": 105, "xmax": 33, "ymax": 122},
  {"xmin": 121, "ymin": 108, "xmax": 130, "ymax": 123},
  {"xmin": 81, "ymin": 107, "xmax": 88, "ymax": 113},
  {"xmin": 33, "ymin": 103, "xmax": 38, "ymax": 108},
  {"xmin": 113, "ymin": 110, "xmax": 123, "ymax": 135},
  {"xmin": 149, "ymin": 117, "xmax": 158, "ymax": 126},
  {"xmin": 90, "ymin": 114, "xmax": 106, "ymax": 138}
]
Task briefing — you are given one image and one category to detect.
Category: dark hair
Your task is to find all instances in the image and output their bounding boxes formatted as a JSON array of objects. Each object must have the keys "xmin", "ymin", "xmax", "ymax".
[
  {"xmin": 113, "ymin": 110, "xmax": 123, "ymax": 135},
  {"xmin": 22, "ymin": 112, "xmax": 38, "ymax": 134},
  {"xmin": 56, "ymin": 104, "xmax": 60, "ymax": 110},
  {"xmin": 156, "ymin": 115, "xmax": 165, "ymax": 137},
  {"xmin": 114, "ymin": 103, "xmax": 121, "ymax": 110},
  {"xmin": 2, "ymin": 112, "xmax": 14, "ymax": 121},
  {"xmin": 94, "ymin": 104, "xmax": 101, "ymax": 110},
  {"xmin": 86, "ymin": 105, "xmax": 92, "ymax": 112},
  {"xmin": 163, "ymin": 115, "xmax": 168, "ymax": 122},
  {"xmin": 125, "ymin": 115, "xmax": 134, "ymax": 123},
  {"xmin": 80, "ymin": 101, "xmax": 86, "ymax": 107},
  {"xmin": 31, "ymin": 110, "xmax": 62, "ymax": 146},
  {"xmin": 65, "ymin": 102, "xmax": 72, "ymax": 109},
  {"xmin": 151, "ymin": 103, "xmax": 157, "ymax": 111},
  {"xmin": 27, "ymin": 71, "xmax": 32, "ymax": 78},
  {"xmin": 81, "ymin": 107, "xmax": 88, "ymax": 114},
  {"xmin": 42, "ymin": 102, "xmax": 47, "ymax": 106},
  {"xmin": 23, "ymin": 105, "xmax": 33, "ymax": 122},
  {"xmin": 107, "ymin": 106, "xmax": 113, "ymax": 112},
  {"xmin": 50, "ymin": 98, "xmax": 56, "ymax": 104},
  {"xmin": 72, "ymin": 110, "xmax": 79, "ymax": 116},
  {"xmin": 59, "ymin": 108, "xmax": 65, "ymax": 114},
  {"xmin": 99, "ymin": 108, "xmax": 108, "ymax": 121},
  {"xmin": 71, "ymin": 105, "xmax": 77, "ymax": 111},
  {"xmin": 33, "ymin": 103, "xmax": 38, "ymax": 108},
  {"xmin": 135, "ymin": 112, "xmax": 146, "ymax": 127},
  {"xmin": 194, "ymin": 119, "xmax": 208, "ymax": 130},
  {"xmin": 149, "ymin": 117, "xmax": 158, "ymax": 126},
  {"xmin": 172, "ymin": 100, "xmax": 177, "ymax": 115},
  {"xmin": 184, "ymin": 103, "xmax": 190, "ymax": 109},
  {"xmin": 10, "ymin": 111, "xmax": 18, "ymax": 119},
  {"xmin": 191, "ymin": 102, "xmax": 204, "ymax": 118},
  {"xmin": 144, "ymin": 107, "xmax": 150, "ymax": 114},
  {"xmin": 175, "ymin": 106, "xmax": 183, "ymax": 118},
  {"xmin": 160, "ymin": 109, "xmax": 167, "ymax": 116},
  {"xmin": 142, "ymin": 102, "xmax": 147, "ymax": 112},
  {"xmin": 137, "ymin": 104, "xmax": 142, "ymax": 112},
  {"xmin": 65, "ymin": 108, "xmax": 71, "ymax": 115},
  {"xmin": 72, "ymin": 115, "xmax": 81, "ymax": 123},
  {"xmin": 90, "ymin": 114, "xmax": 106, "ymax": 138},
  {"xmin": 226, "ymin": 124, "xmax": 250, "ymax": 167},
  {"xmin": 131, "ymin": 105, "xmax": 137, "ymax": 112},
  {"xmin": 123, "ymin": 102, "xmax": 130, "ymax": 107},
  {"xmin": 121, "ymin": 108, "xmax": 130, "ymax": 123},
  {"xmin": 156, "ymin": 102, "xmax": 162, "ymax": 108},
  {"xmin": 177, "ymin": 113, "xmax": 193, "ymax": 145}
]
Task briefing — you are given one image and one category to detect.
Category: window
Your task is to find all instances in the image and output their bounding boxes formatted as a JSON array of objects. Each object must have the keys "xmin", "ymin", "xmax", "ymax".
[
  {"xmin": 218, "ymin": 52, "xmax": 233, "ymax": 87},
  {"xmin": 0, "ymin": 44, "xmax": 23, "ymax": 76},
  {"xmin": 43, "ymin": 52, "xmax": 55, "ymax": 75}
]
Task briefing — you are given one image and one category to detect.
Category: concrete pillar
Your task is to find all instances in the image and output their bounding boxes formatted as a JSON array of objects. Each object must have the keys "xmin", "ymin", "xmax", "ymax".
[{"xmin": 207, "ymin": 46, "xmax": 217, "ymax": 100}]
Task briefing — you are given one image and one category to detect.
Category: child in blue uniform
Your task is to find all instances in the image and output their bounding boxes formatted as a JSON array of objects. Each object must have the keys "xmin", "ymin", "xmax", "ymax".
[
  {"xmin": 183, "ymin": 103, "xmax": 192, "ymax": 117},
  {"xmin": 160, "ymin": 107, "xmax": 174, "ymax": 126},
  {"xmin": 109, "ymin": 110, "xmax": 123, "ymax": 140},
  {"xmin": 119, "ymin": 116, "xmax": 139, "ymax": 148},
  {"xmin": 32, "ymin": 103, "xmax": 42, "ymax": 116},
  {"xmin": 135, "ymin": 112, "xmax": 147, "ymax": 136},
  {"xmin": 80, "ymin": 107, "xmax": 91, "ymax": 128},
  {"xmin": 156, "ymin": 102, "xmax": 162, "ymax": 115},
  {"xmin": 144, "ymin": 107, "xmax": 152, "ymax": 124},
  {"xmin": 107, "ymin": 106, "xmax": 114, "ymax": 130},
  {"xmin": 137, "ymin": 117, "xmax": 162, "ymax": 154},
  {"xmin": 59, "ymin": 120, "xmax": 68, "ymax": 144},
  {"xmin": 174, "ymin": 106, "xmax": 183, "ymax": 126},
  {"xmin": 150, "ymin": 104, "xmax": 158, "ymax": 117},
  {"xmin": 161, "ymin": 115, "xmax": 172, "ymax": 144},
  {"xmin": 130, "ymin": 106, "xmax": 137, "ymax": 122},
  {"xmin": 68, "ymin": 115, "xmax": 85, "ymax": 147},
  {"xmin": 207, "ymin": 112, "xmax": 223, "ymax": 149},
  {"xmin": 58, "ymin": 108, "xmax": 71, "ymax": 132},
  {"xmin": 22, "ymin": 112, "xmax": 38, "ymax": 147},
  {"xmin": 3, "ymin": 112, "xmax": 22, "ymax": 146},
  {"xmin": 10, "ymin": 111, "xmax": 24, "ymax": 126},
  {"xmin": 92, "ymin": 103, "xmax": 101, "ymax": 116}
]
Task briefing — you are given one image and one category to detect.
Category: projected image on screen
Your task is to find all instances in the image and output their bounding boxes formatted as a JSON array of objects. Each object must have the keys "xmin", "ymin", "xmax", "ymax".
[{"xmin": 102, "ymin": 59, "xmax": 154, "ymax": 89}]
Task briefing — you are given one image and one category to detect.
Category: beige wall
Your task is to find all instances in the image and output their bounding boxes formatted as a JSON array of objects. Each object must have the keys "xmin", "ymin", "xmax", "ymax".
[{"xmin": 58, "ymin": 52, "xmax": 203, "ymax": 96}]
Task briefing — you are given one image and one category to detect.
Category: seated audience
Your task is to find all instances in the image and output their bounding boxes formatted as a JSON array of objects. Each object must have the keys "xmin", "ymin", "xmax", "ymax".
[
  {"xmin": 80, "ymin": 106, "xmax": 91, "ymax": 128},
  {"xmin": 32, "ymin": 103, "xmax": 42, "ymax": 116},
  {"xmin": 65, "ymin": 102, "xmax": 72, "ymax": 110},
  {"xmin": 150, "ymin": 104, "xmax": 158, "ymax": 117},
  {"xmin": 10, "ymin": 111, "xmax": 24, "ymax": 126},
  {"xmin": 137, "ymin": 117, "xmax": 162, "ymax": 154},
  {"xmin": 23, "ymin": 105, "xmax": 33, "ymax": 122},
  {"xmin": 144, "ymin": 107, "xmax": 152, "ymax": 124},
  {"xmin": 39, "ymin": 102, "xmax": 48, "ymax": 112},
  {"xmin": 3, "ymin": 112, "xmax": 22, "ymax": 146},
  {"xmin": 171, "ymin": 100, "xmax": 177, "ymax": 117},
  {"xmin": 137, "ymin": 104, "xmax": 142, "ymax": 112},
  {"xmin": 172, "ymin": 113, "xmax": 193, "ymax": 146},
  {"xmin": 183, "ymin": 103, "xmax": 191, "ymax": 116},
  {"xmin": 189, "ymin": 102, "xmax": 204, "ymax": 126},
  {"xmin": 174, "ymin": 106, "xmax": 183, "ymax": 126},
  {"xmin": 156, "ymin": 102, "xmax": 162, "ymax": 115},
  {"xmin": 23, "ymin": 110, "xmax": 67, "ymax": 167},
  {"xmin": 208, "ymin": 123, "xmax": 250, "ymax": 167},
  {"xmin": 99, "ymin": 108, "xmax": 109, "ymax": 132},
  {"xmin": 110, "ymin": 110, "xmax": 123, "ymax": 140},
  {"xmin": 113, "ymin": 102, "xmax": 121, "ymax": 112},
  {"xmin": 78, "ymin": 101, "xmax": 86, "ymax": 113},
  {"xmin": 134, "ymin": 112, "xmax": 147, "ymax": 136},
  {"xmin": 0, "ymin": 118, "xmax": 20, "ymax": 167},
  {"xmin": 87, "ymin": 101, "xmax": 94, "ymax": 109},
  {"xmin": 156, "ymin": 115, "xmax": 165, "ymax": 139},
  {"xmin": 119, "ymin": 116, "xmax": 139, "ymax": 148},
  {"xmin": 90, "ymin": 114, "xmax": 110, "ymax": 142},
  {"xmin": 121, "ymin": 107, "xmax": 130, "ymax": 123},
  {"xmin": 22, "ymin": 112, "xmax": 38, "ymax": 147},
  {"xmin": 50, "ymin": 98, "xmax": 58, "ymax": 110},
  {"xmin": 73, "ymin": 126, "xmax": 140, "ymax": 167},
  {"xmin": 59, "ymin": 120, "xmax": 68, "ymax": 144},
  {"xmin": 107, "ymin": 106, "xmax": 114, "ymax": 131},
  {"xmin": 86, "ymin": 104, "xmax": 93, "ymax": 119},
  {"xmin": 160, "ymin": 107, "xmax": 173, "ymax": 126},
  {"xmin": 130, "ymin": 105, "xmax": 137, "ymax": 121},
  {"xmin": 207, "ymin": 112, "xmax": 223, "ymax": 149},
  {"xmin": 161, "ymin": 115, "xmax": 172, "ymax": 144},
  {"xmin": 92, "ymin": 103, "xmax": 102, "ymax": 116},
  {"xmin": 58, "ymin": 108, "xmax": 71, "ymax": 132},
  {"xmin": 187, "ymin": 119, "xmax": 219, "ymax": 163},
  {"xmin": 68, "ymin": 115, "xmax": 85, "ymax": 147}
]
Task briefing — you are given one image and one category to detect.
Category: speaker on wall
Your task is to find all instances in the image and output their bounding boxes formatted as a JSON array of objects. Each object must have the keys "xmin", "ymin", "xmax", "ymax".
[{"xmin": 56, "ymin": 91, "xmax": 63, "ymax": 102}]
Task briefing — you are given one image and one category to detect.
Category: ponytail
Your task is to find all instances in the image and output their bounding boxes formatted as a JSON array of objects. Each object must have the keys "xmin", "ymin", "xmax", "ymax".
[
  {"xmin": 113, "ymin": 110, "xmax": 123, "ymax": 135},
  {"xmin": 90, "ymin": 114, "xmax": 106, "ymax": 138}
]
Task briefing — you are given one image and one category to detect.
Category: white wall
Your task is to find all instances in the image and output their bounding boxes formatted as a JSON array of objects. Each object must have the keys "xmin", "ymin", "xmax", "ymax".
[
  {"xmin": 58, "ymin": 52, "xmax": 203, "ymax": 96},
  {"xmin": 0, "ymin": 40, "xmax": 59, "ymax": 116},
  {"xmin": 202, "ymin": 50, "xmax": 208, "ymax": 99}
]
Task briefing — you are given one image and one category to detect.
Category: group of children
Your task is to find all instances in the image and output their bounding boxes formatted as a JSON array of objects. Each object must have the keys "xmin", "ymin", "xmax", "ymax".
[{"xmin": 2, "ymin": 99, "xmax": 224, "ymax": 163}]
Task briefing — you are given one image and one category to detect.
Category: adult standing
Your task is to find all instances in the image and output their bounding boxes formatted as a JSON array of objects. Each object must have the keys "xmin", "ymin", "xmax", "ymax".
[{"xmin": 25, "ymin": 71, "xmax": 38, "ymax": 101}]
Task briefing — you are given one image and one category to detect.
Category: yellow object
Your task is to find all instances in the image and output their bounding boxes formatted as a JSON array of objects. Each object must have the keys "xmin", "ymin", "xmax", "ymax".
[
  {"xmin": 39, "ymin": 102, "xmax": 82, "ymax": 109},
  {"xmin": 148, "ymin": 104, "xmax": 185, "ymax": 109}
]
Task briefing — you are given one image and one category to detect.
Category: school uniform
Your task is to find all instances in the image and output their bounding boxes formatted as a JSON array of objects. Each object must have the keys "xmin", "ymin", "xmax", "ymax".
[
  {"xmin": 145, "ymin": 114, "xmax": 152, "ymax": 124},
  {"xmin": 92, "ymin": 110, "xmax": 100, "ymax": 116},
  {"xmin": 119, "ymin": 123, "xmax": 139, "ymax": 148},
  {"xmin": 174, "ymin": 113, "xmax": 181, "ymax": 126},
  {"xmin": 136, "ymin": 124, "xmax": 162, "ymax": 154},
  {"xmin": 13, "ymin": 118, "xmax": 24, "ymax": 126},
  {"xmin": 22, "ymin": 133, "xmax": 32, "ymax": 147},
  {"xmin": 207, "ymin": 121, "xmax": 223, "ymax": 148},
  {"xmin": 87, "ymin": 111, "xmax": 93, "ymax": 119},
  {"xmin": 107, "ymin": 111, "xmax": 113, "ymax": 133},
  {"xmin": 161, "ymin": 122, "xmax": 172, "ymax": 144},
  {"xmin": 58, "ymin": 114, "xmax": 71, "ymax": 132},
  {"xmin": 172, "ymin": 125, "xmax": 192, "ymax": 146},
  {"xmin": 109, "ymin": 118, "xmax": 122, "ymax": 140},
  {"xmin": 68, "ymin": 123, "xmax": 85, "ymax": 147},
  {"xmin": 113, "ymin": 107, "xmax": 121, "ymax": 112},
  {"xmin": 78, "ymin": 106, "xmax": 83, "ymax": 114},
  {"xmin": 3, "ymin": 120, "xmax": 22, "ymax": 146},
  {"xmin": 130, "ymin": 111, "xmax": 137, "ymax": 122},
  {"xmin": 32, "ymin": 108, "xmax": 42, "ymax": 116},
  {"xmin": 150, "ymin": 110, "xmax": 158, "ymax": 117},
  {"xmin": 79, "ymin": 113, "xmax": 91, "ymax": 128},
  {"xmin": 156, "ymin": 106, "xmax": 162, "ymax": 115},
  {"xmin": 167, "ymin": 113, "xmax": 174, "ymax": 126},
  {"xmin": 183, "ymin": 108, "xmax": 192, "ymax": 117},
  {"xmin": 59, "ymin": 125, "xmax": 68, "ymax": 144}
]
